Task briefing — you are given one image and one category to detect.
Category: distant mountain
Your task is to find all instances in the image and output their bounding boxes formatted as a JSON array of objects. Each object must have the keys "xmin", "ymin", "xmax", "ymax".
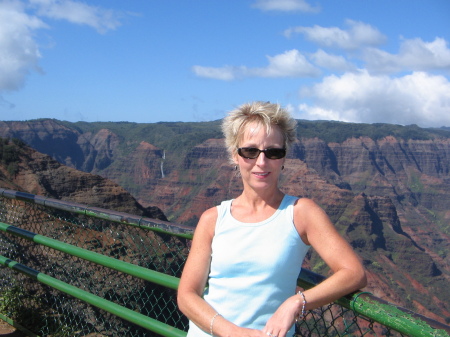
[{"xmin": 1, "ymin": 119, "xmax": 449, "ymax": 324}]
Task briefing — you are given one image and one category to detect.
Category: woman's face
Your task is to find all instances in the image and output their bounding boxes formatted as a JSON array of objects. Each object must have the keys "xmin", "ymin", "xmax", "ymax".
[{"xmin": 234, "ymin": 122, "xmax": 285, "ymax": 190}]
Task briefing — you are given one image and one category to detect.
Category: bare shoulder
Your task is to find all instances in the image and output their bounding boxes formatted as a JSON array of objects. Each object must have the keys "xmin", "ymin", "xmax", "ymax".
[
  {"xmin": 294, "ymin": 197, "xmax": 327, "ymax": 220},
  {"xmin": 294, "ymin": 197, "xmax": 320, "ymax": 209},
  {"xmin": 293, "ymin": 197, "xmax": 335, "ymax": 244},
  {"xmin": 185, "ymin": 206, "xmax": 219, "ymax": 265},
  {"xmin": 194, "ymin": 206, "xmax": 219, "ymax": 239},
  {"xmin": 200, "ymin": 205, "xmax": 219, "ymax": 222}
]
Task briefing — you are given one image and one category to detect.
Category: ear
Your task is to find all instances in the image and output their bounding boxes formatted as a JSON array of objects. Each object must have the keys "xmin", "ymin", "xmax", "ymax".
[{"xmin": 232, "ymin": 153, "xmax": 239, "ymax": 165}]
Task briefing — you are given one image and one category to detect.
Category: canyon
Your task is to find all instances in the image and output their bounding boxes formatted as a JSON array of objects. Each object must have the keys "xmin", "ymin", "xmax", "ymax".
[{"xmin": 0, "ymin": 119, "xmax": 449, "ymax": 324}]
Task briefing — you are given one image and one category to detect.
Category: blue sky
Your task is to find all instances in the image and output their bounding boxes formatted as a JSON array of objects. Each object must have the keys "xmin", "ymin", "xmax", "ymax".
[{"xmin": 1, "ymin": 0, "xmax": 449, "ymax": 127}]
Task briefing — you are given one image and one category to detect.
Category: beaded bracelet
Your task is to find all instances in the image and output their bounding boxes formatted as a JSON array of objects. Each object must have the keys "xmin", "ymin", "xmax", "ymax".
[
  {"xmin": 296, "ymin": 290, "xmax": 307, "ymax": 321},
  {"xmin": 210, "ymin": 312, "xmax": 221, "ymax": 336}
]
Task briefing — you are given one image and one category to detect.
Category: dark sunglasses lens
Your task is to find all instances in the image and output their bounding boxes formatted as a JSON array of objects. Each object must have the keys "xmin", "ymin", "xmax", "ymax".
[
  {"xmin": 265, "ymin": 148, "xmax": 286, "ymax": 159},
  {"xmin": 238, "ymin": 147, "xmax": 286, "ymax": 159},
  {"xmin": 239, "ymin": 148, "xmax": 260, "ymax": 158}
]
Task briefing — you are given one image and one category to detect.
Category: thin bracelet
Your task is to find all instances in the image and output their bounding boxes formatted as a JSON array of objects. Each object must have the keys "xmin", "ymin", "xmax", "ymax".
[
  {"xmin": 210, "ymin": 312, "xmax": 221, "ymax": 336},
  {"xmin": 297, "ymin": 290, "xmax": 307, "ymax": 321}
]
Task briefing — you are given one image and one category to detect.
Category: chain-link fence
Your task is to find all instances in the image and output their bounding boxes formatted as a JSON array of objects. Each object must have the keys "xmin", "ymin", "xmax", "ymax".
[{"xmin": 1, "ymin": 189, "xmax": 449, "ymax": 337}]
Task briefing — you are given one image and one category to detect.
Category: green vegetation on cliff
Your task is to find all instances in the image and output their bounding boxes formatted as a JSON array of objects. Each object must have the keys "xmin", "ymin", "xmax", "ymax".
[
  {"xmin": 0, "ymin": 137, "xmax": 26, "ymax": 176},
  {"xmin": 63, "ymin": 120, "xmax": 223, "ymax": 153},
  {"xmin": 296, "ymin": 120, "xmax": 450, "ymax": 143},
  {"xmin": 61, "ymin": 119, "xmax": 450, "ymax": 149}
]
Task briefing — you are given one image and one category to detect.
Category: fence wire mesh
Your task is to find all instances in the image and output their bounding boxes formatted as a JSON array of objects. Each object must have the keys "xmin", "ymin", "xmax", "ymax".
[{"xmin": 0, "ymin": 192, "xmax": 410, "ymax": 336}]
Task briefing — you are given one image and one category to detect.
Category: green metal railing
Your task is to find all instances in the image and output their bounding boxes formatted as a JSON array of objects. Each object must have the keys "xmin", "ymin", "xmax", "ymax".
[{"xmin": 0, "ymin": 188, "xmax": 449, "ymax": 337}]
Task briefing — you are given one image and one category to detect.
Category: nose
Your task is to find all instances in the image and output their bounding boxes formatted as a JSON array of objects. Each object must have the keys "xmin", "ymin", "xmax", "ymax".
[{"xmin": 255, "ymin": 150, "xmax": 267, "ymax": 166}]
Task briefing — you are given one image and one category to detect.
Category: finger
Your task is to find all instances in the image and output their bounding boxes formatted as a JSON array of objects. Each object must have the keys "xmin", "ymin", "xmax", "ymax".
[
  {"xmin": 274, "ymin": 327, "xmax": 289, "ymax": 337},
  {"xmin": 264, "ymin": 330, "xmax": 283, "ymax": 337}
]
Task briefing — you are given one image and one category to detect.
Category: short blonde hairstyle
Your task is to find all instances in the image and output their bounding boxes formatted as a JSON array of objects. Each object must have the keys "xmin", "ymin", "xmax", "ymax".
[{"xmin": 221, "ymin": 101, "xmax": 297, "ymax": 161}]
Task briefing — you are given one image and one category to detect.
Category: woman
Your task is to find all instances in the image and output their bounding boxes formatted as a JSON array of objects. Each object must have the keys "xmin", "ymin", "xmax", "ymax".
[{"xmin": 177, "ymin": 101, "xmax": 367, "ymax": 337}]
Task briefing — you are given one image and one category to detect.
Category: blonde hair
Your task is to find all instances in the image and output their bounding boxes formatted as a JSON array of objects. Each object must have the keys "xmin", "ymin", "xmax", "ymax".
[{"xmin": 221, "ymin": 101, "xmax": 297, "ymax": 161}]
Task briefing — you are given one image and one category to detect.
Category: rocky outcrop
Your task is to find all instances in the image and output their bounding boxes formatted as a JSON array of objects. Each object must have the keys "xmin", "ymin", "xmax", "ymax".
[
  {"xmin": 78, "ymin": 128, "xmax": 122, "ymax": 172},
  {"xmin": 0, "ymin": 120, "xmax": 85, "ymax": 168},
  {"xmin": 102, "ymin": 141, "xmax": 164, "ymax": 187},
  {"xmin": 0, "ymin": 139, "xmax": 167, "ymax": 220}
]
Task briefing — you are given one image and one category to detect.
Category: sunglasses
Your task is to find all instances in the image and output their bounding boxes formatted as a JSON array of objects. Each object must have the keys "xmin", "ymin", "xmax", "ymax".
[{"xmin": 237, "ymin": 147, "xmax": 286, "ymax": 160}]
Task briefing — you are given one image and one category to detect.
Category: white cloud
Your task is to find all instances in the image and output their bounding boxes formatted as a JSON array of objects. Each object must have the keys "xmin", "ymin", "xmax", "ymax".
[
  {"xmin": 0, "ymin": 0, "xmax": 123, "ymax": 95},
  {"xmin": 0, "ymin": 0, "xmax": 46, "ymax": 91},
  {"xmin": 29, "ymin": 0, "xmax": 121, "ymax": 34},
  {"xmin": 310, "ymin": 49, "xmax": 356, "ymax": 72},
  {"xmin": 255, "ymin": 49, "xmax": 320, "ymax": 77},
  {"xmin": 192, "ymin": 65, "xmax": 248, "ymax": 81},
  {"xmin": 365, "ymin": 37, "xmax": 450, "ymax": 74},
  {"xmin": 193, "ymin": 49, "xmax": 320, "ymax": 80},
  {"xmin": 252, "ymin": 0, "xmax": 320, "ymax": 13},
  {"xmin": 298, "ymin": 71, "xmax": 450, "ymax": 127},
  {"xmin": 284, "ymin": 19, "xmax": 386, "ymax": 50}
]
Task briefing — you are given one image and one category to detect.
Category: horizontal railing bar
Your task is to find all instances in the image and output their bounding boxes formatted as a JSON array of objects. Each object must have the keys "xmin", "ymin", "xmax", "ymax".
[
  {"xmin": 350, "ymin": 293, "xmax": 450, "ymax": 337},
  {"xmin": 0, "ymin": 255, "xmax": 187, "ymax": 337},
  {"xmin": 0, "ymin": 222, "xmax": 180, "ymax": 290},
  {"xmin": 0, "ymin": 188, "xmax": 194, "ymax": 239},
  {"xmin": 0, "ymin": 313, "xmax": 39, "ymax": 337},
  {"xmin": 298, "ymin": 269, "xmax": 450, "ymax": 337}
]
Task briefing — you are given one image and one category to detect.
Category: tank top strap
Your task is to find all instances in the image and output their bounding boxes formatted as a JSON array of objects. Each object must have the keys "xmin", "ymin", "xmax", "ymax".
[{"xmin": 281, "ymin": 194, "xmax": 298, "ymax": 223}]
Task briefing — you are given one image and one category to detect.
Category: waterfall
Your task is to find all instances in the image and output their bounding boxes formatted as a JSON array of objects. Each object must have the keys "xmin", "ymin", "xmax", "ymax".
[{"xmin": 160, "ymin": 150, "xmax": 165, "ymax": 178}]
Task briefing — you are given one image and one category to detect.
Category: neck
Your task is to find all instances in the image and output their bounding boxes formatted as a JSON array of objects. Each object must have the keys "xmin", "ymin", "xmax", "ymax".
[{"xmin": 238, "ymin": 186, "xmax": 284, "ymax": 208}]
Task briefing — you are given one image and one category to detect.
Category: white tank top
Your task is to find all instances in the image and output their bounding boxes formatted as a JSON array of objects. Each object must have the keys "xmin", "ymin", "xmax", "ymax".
[{"xmin": 187, "ymin": 194, "xmax": 310, "ymax": 337}]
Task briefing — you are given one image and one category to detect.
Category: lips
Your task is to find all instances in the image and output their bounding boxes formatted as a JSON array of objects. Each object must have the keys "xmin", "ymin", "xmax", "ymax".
[{"xmin": 253, "ymin": 172, "xmax": 270, "ymax": 177}]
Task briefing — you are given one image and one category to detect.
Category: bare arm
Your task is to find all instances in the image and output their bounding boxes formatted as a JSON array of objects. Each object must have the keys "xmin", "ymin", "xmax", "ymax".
[
  {"xmin": 177, "ymin": 207, "xmax": 217, "ymax": 332},
  {"xmin": 177, "ymin": 207, "xmax": 265, "ymax": 337},
  {"xmin": 263, "ymin": 198, "xmax": 367, "ymax": 337},
  {"xmin": 297, "ymin": 198, "xmax": 367, "ymax": 306}
]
